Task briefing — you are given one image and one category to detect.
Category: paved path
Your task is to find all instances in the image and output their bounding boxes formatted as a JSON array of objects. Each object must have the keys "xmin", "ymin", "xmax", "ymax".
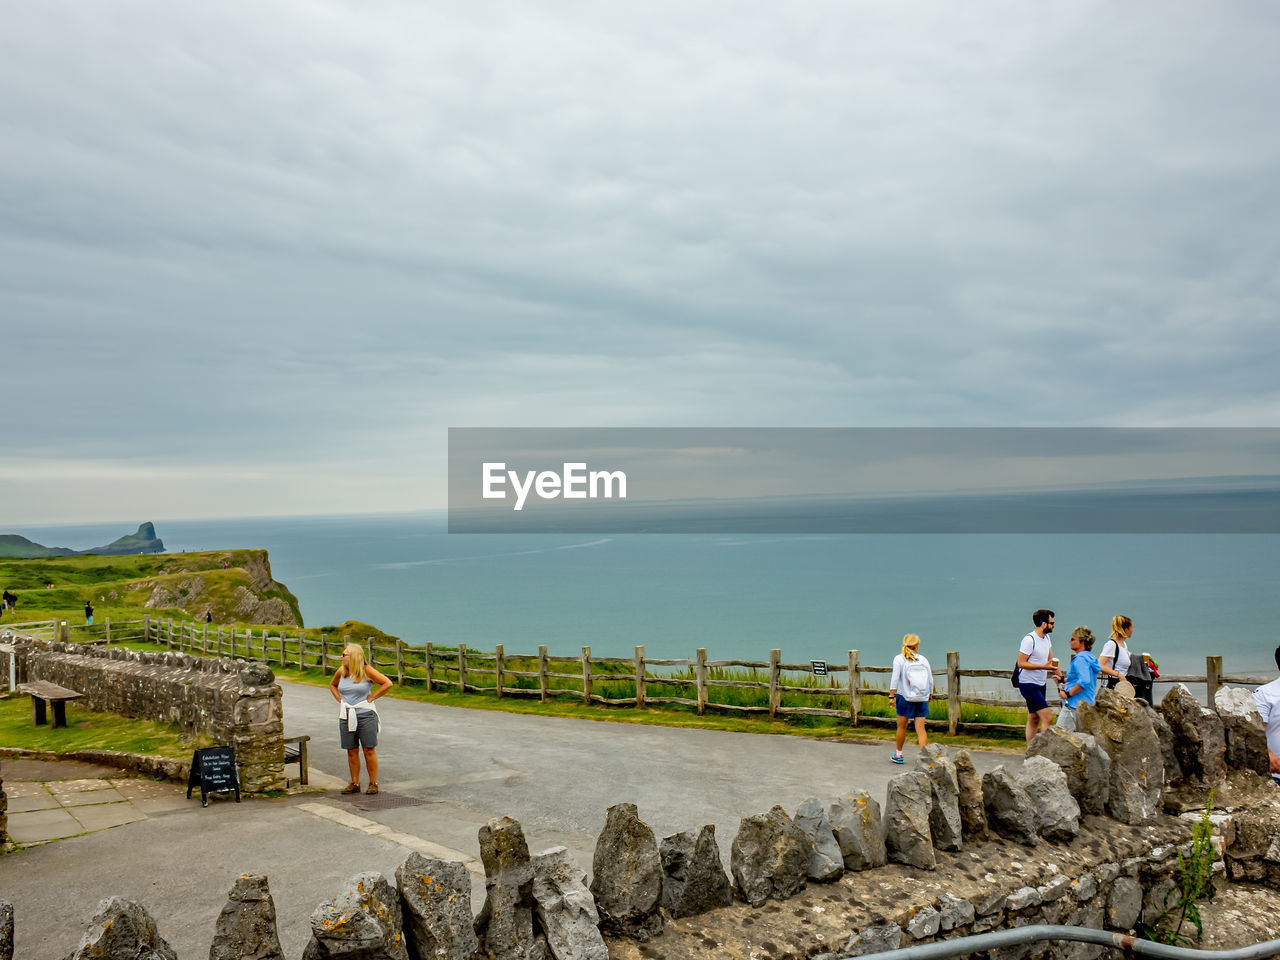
[{"xmin": 0, "ymin": 682, "xmax": 1021, "ymax": 960}]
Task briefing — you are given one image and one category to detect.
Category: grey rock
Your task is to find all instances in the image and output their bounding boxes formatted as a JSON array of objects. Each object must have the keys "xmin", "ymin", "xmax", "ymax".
[
  {"xmin": 792, "ymin": 797, "xmax": 844, "ymax": 881},
  {"xmin": 1120, "ymin": 857, "xmax": 1143, "ymax": 877},
  {"xmin": 396, "ymin": 854, "xmax": 480, "ymax": 960},
  {"xmin": 659, "ymin": 826, "xmax": 732, "ymax": 918},
  {"xmin": 1161, "ymin": 684, "xmax": 1226, "ymax": 786},
  {"xmin": 1096, "ymin": 862, "xmax": 1119, "ymax": 885},
  {"xmin": 0, "ymin": 901, "xmax": 11, "ymax": 960},
  {"xmin": 65, "ymin": 897, "xmax": 177, "ymax": 960},
  {"xmin": 302, "ymin": 873, "xmax": 407, "ymax": 960},
  {"xmin": 844, "ymin": 923, "xmax": 902, "ymax": 956},
  {"xmin": 1106, "ymin": 877, "xmax": 1143, "ymax": 931},
  {"xmin": 972, "ymin": 885, "xmax": 1009, "ymax": 916},
  {"xmin": 916, "ymin": 745, "xmax": 963, "ymax": 852},
  {"xmin": 1006, "ymin": 887, "xmax": 1041, "ymax": 912},
  {"xmin": 972, "ymin": 911, "xmax": 1004, "ymax": 933},
  {"xmin": 1014, "ymin": 756, "xmax": 1080, "ymax": 842},
  {"xmin": 1053, "ymin": 899, "xmax": 1106, "ymax": 960},
  {"xmin": 209, "ymin": 874, "xmax": 283, "ymax": 960},
  {"xmin": 1026, "ymin": 727, "xmax": 1110, "ymax": 816},
  {"xmin": 981, "ymin": 766, "xmax": 1038, "ymax": 846},
  {"xmin": 1150, "ymin": 711, "xmax": 1184, "ymax": 787},
  {"xmin": 828, "ymin": 792, "xmax": 886, "ymax": 871},
  {"xmin": 1141, "ymin": 878, "xmax": 1177, "ymax": 932},
  {"xmin": 1221, "ymin": 713, "xmax": 1270, "ymax": 776},
  {"xmin": 1071, "ymin": 873, "xmax": 1097, "ymax": 901},
  {"xmin": 938, "ymin": 894, "xmax": 974, "ymax": 931},
  {"xmin": 907, "ymin": 905, "xmax": 941, "ymax": 939},
  {"xmin": 953, "ymin": 749, "xmax": 988, "ymax": 836},
  {"xmin": 1038, "ymin": 874, "xmax": 1072, "ymax": 903},
  {"xmin": 1217, "ymin": 686, "xmax": 1261, "ymax": 718},
  {"xmin": 477, "ymin": 818, "xmax": 546, "ymax": 960},
  {"xmin": 589, "ymin": 803, "xmax": 662, "ymax": 941},
  {"xmin": 883, "ymin": 772, "xmax": 935, "ymax": 869},
  {"xmin": 531, "ymin": 847, "xmax": 607, "ymax": 960},
  {"xmin": 730, "ymin": 805, "xmax": 809, "ymax": 907},
  {"xmin": 1077, "ymin": 689, "xmax": 1165, "ymax": 824}
]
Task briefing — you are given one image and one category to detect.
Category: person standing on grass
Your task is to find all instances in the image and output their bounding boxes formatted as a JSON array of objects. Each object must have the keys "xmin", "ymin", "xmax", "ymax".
[
  {"xmin": 1055, "ymin": 627, "xmax": 1100, "ymax": 732},
  {"xmin": 84, "ymin": 600, "xmax": 94, "ymax": 626},
  {"xmin": 888, "ymin": 633, "xmax": 932, "ymax": 763},
  {"xmin": 330, "ymin": 643, "xmax": 392, "ymax": 795},
  {"xmin": 1018, "ymin": 609, "xmax": 1061, "ymax": 743}
]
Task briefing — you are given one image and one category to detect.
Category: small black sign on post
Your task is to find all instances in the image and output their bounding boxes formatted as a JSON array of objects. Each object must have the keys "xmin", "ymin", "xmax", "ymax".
[
  {"xmin": 187, "ymin": 746, "xmax": 241, "ymax": 807},
  {"xmin": 810, "ymin": 659, "xmax": 828, "ymax": 676}
]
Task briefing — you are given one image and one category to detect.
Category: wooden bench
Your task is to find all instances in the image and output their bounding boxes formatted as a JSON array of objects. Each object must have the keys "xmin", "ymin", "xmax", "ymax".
[
  {"xmin": 284, "ymin": 734, "xmax": 310, "ymax": 787},
  {"xmin": 18, "ymin": 680, "xmax": 83, "ymax": 728}
]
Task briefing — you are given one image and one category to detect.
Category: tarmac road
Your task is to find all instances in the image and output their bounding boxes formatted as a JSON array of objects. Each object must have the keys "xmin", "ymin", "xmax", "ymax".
[{"xmin": 0, "ymin": 680, "xmax": 1019, "ymax": 960}]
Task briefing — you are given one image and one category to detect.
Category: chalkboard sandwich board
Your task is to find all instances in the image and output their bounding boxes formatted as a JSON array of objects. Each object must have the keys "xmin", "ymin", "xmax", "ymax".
[{"xmin": 187, "ymin": 746, "xmax": 241, "ymax": 807}]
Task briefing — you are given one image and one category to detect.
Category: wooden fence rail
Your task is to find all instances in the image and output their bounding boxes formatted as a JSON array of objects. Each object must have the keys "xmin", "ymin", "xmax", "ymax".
[{"xmin": 33, "ymin": 617, "xmax": 1250, "ymax": 736}]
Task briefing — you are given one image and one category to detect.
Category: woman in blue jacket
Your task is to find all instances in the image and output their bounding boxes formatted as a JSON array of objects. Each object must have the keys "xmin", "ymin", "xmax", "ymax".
[{"xmin": 1056, "ymin": 626, "xmax": 1101, "ymax": 732}]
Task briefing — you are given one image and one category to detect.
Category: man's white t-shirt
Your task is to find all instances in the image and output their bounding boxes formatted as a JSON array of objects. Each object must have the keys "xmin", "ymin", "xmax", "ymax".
[
  {"xmin": 1100, "ymin": 638, "xmax": 1132, "ymax": 678},
  {"xmin": 1019, "ymin": 631, "xmax": 1053, "ymax": 687},
  {"xmin": 1252, "ymin": 676, "xmax": 1280, "ymax": 780}
]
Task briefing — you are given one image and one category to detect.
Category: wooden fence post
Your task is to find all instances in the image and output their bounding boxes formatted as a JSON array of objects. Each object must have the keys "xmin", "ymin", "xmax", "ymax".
[
  {"xmin": 458, "ymin": 643, "xmax": 468, "ymax": 692},
  {"xmin": 260, "ymin": 629, "xmax": 268, "ymax": 662},
  {"xmin": 143, "ymin": 614, "xmax": 151, "ymax": 642},
  {"xmin": 696, "ymin": 647, "xmax": 708, "ymax": 716},
  {"xmin": 768, "ymin": 649, "xmax": 781, "ymax": 719},
  {"xmin": 539, "ymin": 645, "xmax": 550, "ymax": 703},
  {"xmin": 167, "ymin": 618, "xmax": 174, "ymax": 648},
  {"xmin": 634, "ymin": 645, "xmax": 646, "ymax": 709},
  {"xmin": 366, "ymin": 637, "xmax": 374, "ymax": 666},
  {"xmin": 581, "ymin": 646, "xmax": 592, "ymax": 704},
  {"xmin": 321, "ymin": 633, "xmax": 329, "ymax": 672},
  {"xmin": 60, "ymin": 620, "xmax": 70, "ymax": 642},
  {"xmin": 947, "ymin": 651, "xmax": 961, "ymax": 736},
  {"xmin": 1206, "ymin": 655, "xmax": 1222, "ymax": 705},
  {"xmin": 425, "ymin": 642, "xmax": 434, "ymax": 692},
  {"xmin": 848, "ymin": 650, "xmax": 861, "ymax": 726},
  {"xmin": 495, "ymin": 644, "xmax": 505, "ymax": 698},
  {"xmin": 396, "ymin": 641, "xmax": 405, "ymax": 685},
  {"xmin": 104, "ymin": 617, "xmax": 111, "ymax": 644}
]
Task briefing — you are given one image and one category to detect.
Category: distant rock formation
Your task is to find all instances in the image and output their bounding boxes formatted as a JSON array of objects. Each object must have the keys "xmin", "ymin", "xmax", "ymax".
[{"xmin": 0, "ymin": 522, "xmax": 164, "ymax": 558}]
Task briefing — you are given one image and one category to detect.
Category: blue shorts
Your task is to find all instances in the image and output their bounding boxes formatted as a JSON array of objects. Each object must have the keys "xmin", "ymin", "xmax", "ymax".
[
  {"xmin": 1020, "ymin": 682, "xmax": 1050, "ymax": 713},
  {"xmin": 339, "ymin": 711, "xmax": 378, "ymax": 749},
  {"xmin": 895, "ymin": 695, "xmax": 930, "ymax": 719}
]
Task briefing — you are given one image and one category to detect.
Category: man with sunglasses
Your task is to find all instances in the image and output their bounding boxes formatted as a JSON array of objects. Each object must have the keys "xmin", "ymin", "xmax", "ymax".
[{"xmin": 1017, "ymin": 609, "xmax": 1062, "ymax": 742}]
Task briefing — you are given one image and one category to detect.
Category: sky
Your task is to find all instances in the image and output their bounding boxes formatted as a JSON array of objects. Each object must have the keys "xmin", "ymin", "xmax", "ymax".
[{"xmin": 3, "ymin": 1, "xmax": 1280, "ymax": 524}]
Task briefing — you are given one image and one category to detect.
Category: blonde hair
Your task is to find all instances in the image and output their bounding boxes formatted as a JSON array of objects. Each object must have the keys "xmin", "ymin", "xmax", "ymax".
[
  {"xmin": 343, "ymin": 643, "xmax": 367, "ymax": 683},
  {"xmin": 901, "ymin": 634, "xmax": 921, "ymax": 661},
  {"xmin": 1109, "ymin": 616, "xmax": 1132, "ymax": 643}
]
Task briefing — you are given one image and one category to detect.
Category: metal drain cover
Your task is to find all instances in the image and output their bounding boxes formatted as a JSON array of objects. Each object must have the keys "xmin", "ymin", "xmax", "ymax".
[{"xmin": 337, "ymin": 791, "xmax": 428, "ymax": 811}]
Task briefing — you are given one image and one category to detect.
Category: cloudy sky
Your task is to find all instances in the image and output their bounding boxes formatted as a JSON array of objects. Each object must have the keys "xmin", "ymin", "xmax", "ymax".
[{"xmin": 4, "ymin": 1, "xmax": 1279, "ymax": 524}]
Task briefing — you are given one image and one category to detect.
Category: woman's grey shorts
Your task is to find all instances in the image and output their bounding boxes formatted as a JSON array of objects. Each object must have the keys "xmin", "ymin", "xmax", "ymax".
[{"xmin": 339, "ymin": 711, "xmax": 378, "ymax": 749}]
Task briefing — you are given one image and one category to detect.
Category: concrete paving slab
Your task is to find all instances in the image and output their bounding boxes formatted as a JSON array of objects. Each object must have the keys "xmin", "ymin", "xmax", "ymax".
[
  {"xmin": 51, "ymin": 787, "xmax": 125, "ymax": 807},
  {"xmin": 0, "ymin": 758, "xmax": 122, "ymax": 781},
  {"xmin": 49, "ymin": 778, "xmax": 113, "ymax": 793},
  {"xmin": 69, "ymin": 803, "xmax": 146, "ymax": 832},
  {"xmin": 112, "ymin": 779, "xmax": 189, "ymax": 814},
  {"xmin": 5, "ymin": 807, "xmax": 84, "ymax": 843},
  {"xmin": 1, "ymin": 781, "xmax": 50, "ymax": 798},
  {"xmin": 5, "ymin": 793, "xmax": 60, "ymax": 813}
]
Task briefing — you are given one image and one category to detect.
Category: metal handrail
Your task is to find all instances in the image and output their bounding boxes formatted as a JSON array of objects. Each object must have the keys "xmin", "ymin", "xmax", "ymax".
[{"xmin": 863, "ymin": 926, "xmax": 1280, "ymax": 960}]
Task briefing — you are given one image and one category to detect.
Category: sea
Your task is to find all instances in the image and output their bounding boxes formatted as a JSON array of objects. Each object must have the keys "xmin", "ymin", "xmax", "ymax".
[{"xmin": 6, "ymin": 513, "xmax": 1278, "ymax": 682}]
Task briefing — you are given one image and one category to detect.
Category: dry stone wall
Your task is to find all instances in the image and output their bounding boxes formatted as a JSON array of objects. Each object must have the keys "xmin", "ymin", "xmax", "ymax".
[{"xmin": 9, "ymin": 639, "xmax": 284, "ymax": 792}]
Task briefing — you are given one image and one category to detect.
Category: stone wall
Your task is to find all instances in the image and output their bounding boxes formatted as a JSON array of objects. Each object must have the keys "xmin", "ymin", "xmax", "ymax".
[{"xmin": 9, "ymin": 640, "xmax": 284, "ymax": 792}]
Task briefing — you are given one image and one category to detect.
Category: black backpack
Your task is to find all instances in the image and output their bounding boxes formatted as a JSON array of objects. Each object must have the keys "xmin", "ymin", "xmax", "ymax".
[{"xmin": 1010, "ymin": 662, "xmax": 1022, "ymax": 688}]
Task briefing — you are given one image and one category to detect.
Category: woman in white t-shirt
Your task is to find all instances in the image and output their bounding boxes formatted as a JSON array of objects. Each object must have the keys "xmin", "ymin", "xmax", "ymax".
[
  {"xmin": 1099, "ymin": 615, "xmax": 1133, "ymax": 689},
  {"xmin": 887, "ymin": 634, "xmax": 933, "ymax": 764}
]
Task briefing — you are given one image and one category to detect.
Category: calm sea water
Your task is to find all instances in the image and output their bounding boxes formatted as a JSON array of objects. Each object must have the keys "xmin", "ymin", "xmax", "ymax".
[{"xmin": 8, "ymin": 514, "xmax": 1278, "ymax": 679}]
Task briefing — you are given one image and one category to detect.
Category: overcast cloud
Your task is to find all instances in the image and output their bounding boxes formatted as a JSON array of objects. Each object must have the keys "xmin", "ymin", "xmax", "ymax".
[{"xmin": 3, "ymin": 1, "xmax": 1279, "ymax": 522}]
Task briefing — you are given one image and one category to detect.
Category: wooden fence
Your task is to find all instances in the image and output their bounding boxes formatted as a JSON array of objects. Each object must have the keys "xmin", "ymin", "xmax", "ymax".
[{"xmin": 14, "ymin": 616, "xmax": 1269, "ymax": 736}]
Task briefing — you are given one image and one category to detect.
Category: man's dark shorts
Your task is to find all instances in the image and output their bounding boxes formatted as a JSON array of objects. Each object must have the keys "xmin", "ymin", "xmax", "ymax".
[
  {"xmin": 1020, "ymin": 682, "xmax": 1050, "ymax": 713},
  {"xmin": 339, "ymin": 711, "xmax": 378, "ymax": 749}
]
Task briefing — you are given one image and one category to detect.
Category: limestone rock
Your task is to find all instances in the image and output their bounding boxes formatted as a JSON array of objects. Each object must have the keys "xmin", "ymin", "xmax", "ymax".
[
  {"xmin": 938, "ymin": 894, "xmax": 974, "ymax": 931},
  {"xmin": 828, "ymin": 792, "xmax": 886, "ymax": 871},
  {"xmin": 589, "ymin": 803, "xmax": 662, "ymax": 940},
  {"xmin": 1141, "ymin": 878, "xmax": 1177, "ymax": 932},
  {"xmin": 477, "ymin": 817, "xmax": 546, "ymax": 960},
  {"xmin": 1219, "ymin": 706, "xmax": 1270, "ymax": 776},
  {"xmin": 302, "ymin": 873, "xmax": 407, "ymax": 960},
  {"xmin": 982, "ymin": 766, "xmax": 1038, "ymax": 846},
  {"xmin": 730, "ymin": 805, "xmax": 810, "ymax": 907},
  {"xmin": 659, "ymin": 826, "xmax": 733, "ymax": 918},
  {"xmin": 916, "ymin": 744, "xmax": 963, "ymax": 852},
  {"xmin": 907, "ymin": 905, "xmax": 940, "ymax": 939},
  {"xmin": 953, "ymin": 750, "xmax": 988, "ymax": 836},
  {"xmin": 1106, "ymin": 877, "xmax": 1143, "ymax": 931},
  {"xmin": 1150, "ymin": 710, "xmax": 1184, "ymax": 788},
  {"xmin": 396, "ymin": 854, "xmax": 480, "ymax": 960},
  {"xmin": 844, "ymin": 923, "xmax": 902, "ymax": 956},
  {"xmin": 792, "ymin": 797, "xmax": 844, "ymax": 881},
  {"xmin": 1077, "ymin": 689, "xmax": 1165, "ymax": 824},
  {"xmin": 1217, "ymin": 686, "xmax": 1262, "ymax": 719},
  {"xmin": 531, "ymin": 847, "xmax": 608, "ymax": 960},
  {"xmin": 209, "ymin": 875, "xmax": 283, "ymax": 960},
  {"xmin": 883, "ymin": 772, "xmax": 935, "ymax": 869},
  {"xmin": 1162, "ymin": 684, "xmax": 1227, "ymax": 785},
  {"xmin": 1026, "ymin": 727, "xmax": 1110, "ymax": 816},
  {"xmin": 1014, "ymin": 756, "xmax": 1080, "ymax": 842},
  {"xmin": 0, "ymin": 901, "xmax": 11, "ymax": 960},
  {"xmin": 65, "ymin": 897, "xmax": 177, "ymax": 960}
]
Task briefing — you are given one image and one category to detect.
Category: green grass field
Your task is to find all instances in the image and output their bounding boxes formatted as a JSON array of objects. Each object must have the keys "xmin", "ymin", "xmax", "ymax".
[{"xmin": 0, "ymin": 695, "xmax": 204, "ymax": 759}]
